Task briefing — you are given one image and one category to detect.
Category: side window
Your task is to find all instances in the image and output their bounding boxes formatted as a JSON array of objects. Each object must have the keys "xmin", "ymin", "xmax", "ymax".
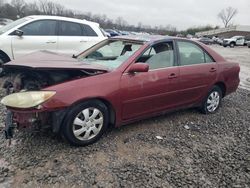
[
  {"xmin": 20, "ymin": 20, "xmax": 57, "ymax": 36},
  {"xmin": 82, "ymin": 24, "xmax": 98, "ymax": 36},
  {"xmin": 59, "ymin": 21, "xmax": 82, "ymax": 36},
  {"xmin": 143, "ymin": 47, "xmax": 156, "ymax": 56},
  {"xmin": 136, "ymin": 42, "xmax": 174, "ymax": 70},
  {"xmin": 205, "ymin": 53, "xmax": 213, "ymax": 63},
  {"xmin": 177, "ymin": 41, "xmax": 214, "ymax": 65}
]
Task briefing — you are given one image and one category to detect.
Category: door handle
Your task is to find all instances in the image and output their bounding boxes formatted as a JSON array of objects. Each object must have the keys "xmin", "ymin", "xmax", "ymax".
[
  {"xmin": 80, "ymin": 40, "xmax": 87, "ymax": 43},
  {"xmin": 168, "ymin": 73, "xmax": 177, "ymax": 79},
  {"xmin": 209, "ymin": 67, "xmax": 217, "ymax": 72},
  {"xmin": 46, "ymin": 41, "xmax": 56, "ymax": 44}
]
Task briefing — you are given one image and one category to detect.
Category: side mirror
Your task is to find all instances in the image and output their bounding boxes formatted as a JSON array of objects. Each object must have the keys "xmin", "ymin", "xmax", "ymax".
[
  {"xmin": 13, "ymin": 29, "xmax": 23, "ymax": 37},
  {"xmin": 128, "ymin": 63, "xmax": 149, "ymax": 73}
]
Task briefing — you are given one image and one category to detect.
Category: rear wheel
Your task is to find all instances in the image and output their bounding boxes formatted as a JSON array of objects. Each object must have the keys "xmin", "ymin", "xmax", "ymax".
[
  {"xmin": 201, "ymin": 86, "xmax": 222, "ymax": 114},
  {"xmin": 62, "ymin": 100, "xmax": 109, "ymax": 146}
]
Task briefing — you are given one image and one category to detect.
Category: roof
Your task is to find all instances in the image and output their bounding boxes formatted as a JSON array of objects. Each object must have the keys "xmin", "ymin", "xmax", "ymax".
[
  {"xmin": 112, "ymin": 35, "xmax": 172, "ymax": 43},
  {"xmin": 27, "ymin": 15, "xmax": 99, "ymax": 26}
]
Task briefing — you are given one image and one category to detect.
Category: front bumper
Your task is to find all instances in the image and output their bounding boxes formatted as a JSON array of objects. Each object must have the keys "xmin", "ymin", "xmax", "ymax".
[
  {"xmin": 223, "ymin": 40, "xmax": 230, "ymax": 45},
  {"xmin": 4, "ymin": 108, "xmax": 68, "ymax": 139}
]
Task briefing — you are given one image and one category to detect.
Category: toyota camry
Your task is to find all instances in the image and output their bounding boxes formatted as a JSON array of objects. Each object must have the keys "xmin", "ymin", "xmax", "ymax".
[{"xmin": 1, "ymin": 35, "xmax": 240, "ymax": 146}]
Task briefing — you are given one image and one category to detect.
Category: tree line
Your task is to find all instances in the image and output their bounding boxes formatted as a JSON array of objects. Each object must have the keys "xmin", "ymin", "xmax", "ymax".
[
  {"xmin": 0, "ymin": 0, "xmax": 237, "ymax": 36},
  {"xmin": 0, "ymin": 0, "xmax": 179, "ymax": 35}
]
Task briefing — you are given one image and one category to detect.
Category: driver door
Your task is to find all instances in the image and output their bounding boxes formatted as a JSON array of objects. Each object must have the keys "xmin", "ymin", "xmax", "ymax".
[
  {"xmin": 120, "ymin": 41, "xmax": 181, "ymax": 120},
  {"xmin": 11, "ymin": 19, "xmax": 58, "ymax": 59}
]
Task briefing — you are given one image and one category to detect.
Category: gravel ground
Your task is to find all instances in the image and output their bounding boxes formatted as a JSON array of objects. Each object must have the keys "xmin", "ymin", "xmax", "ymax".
[{"xmin": 0, "ymin": 46, "xmax": 249, "ymax": 187}]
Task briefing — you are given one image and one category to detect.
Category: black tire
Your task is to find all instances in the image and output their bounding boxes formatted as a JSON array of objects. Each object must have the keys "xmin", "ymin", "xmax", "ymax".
[
  {"xmin": 201, "ymin": 85, "xmax": 222, "ymax": 114},
  {"xmin": 230, "ymin": 42, "xmax": 235, "ymax": 48},
  {"xmin": 61, "ymin": 100, "xmax": 109, "ymax": 146},
  {"xmin": 0, "ymin": 53, "xmax": 9, "ymax": 77}
]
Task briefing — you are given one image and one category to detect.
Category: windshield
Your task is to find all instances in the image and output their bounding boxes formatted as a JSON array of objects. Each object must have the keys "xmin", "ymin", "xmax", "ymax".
[
  {"xmin": 0, "ymin": 17, "xmax": 31, "ymax": 35},
  {"xmin": 231, "ymin": 36, "xmax": 242, "ymax": 39},
  {"xmin": 78, "ymin": 40, "xmax": 143, "ymax": 69}
]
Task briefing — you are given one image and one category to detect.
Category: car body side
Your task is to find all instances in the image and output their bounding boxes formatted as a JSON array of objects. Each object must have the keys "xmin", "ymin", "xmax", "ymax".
[
  {"xmin": 7, "ymin": 38, "xmax": 240, "ymax": 132},
  {"xmin": 0, "ymin": 16, "xmax": 105, "ymax": 61}
]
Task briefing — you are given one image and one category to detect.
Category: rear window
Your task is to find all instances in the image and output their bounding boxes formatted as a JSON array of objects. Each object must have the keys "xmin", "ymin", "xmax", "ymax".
[
  {"xmin": 177, "ymin": 41, "xmax": 214, "ymax": 65},
  {"xmin": 82, "ymin": 24, "xmax": 98, "ymax": 36},
  {"xmin": 59, "ymin": 21, "xmax": 82, "ymax": 36},
  {"xmin": 59, "ymin": 21, "xmax": 98, "ymax": 37}
]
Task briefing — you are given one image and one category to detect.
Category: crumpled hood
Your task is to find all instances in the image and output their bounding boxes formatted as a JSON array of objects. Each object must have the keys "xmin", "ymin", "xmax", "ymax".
[{"xmin": 4, "ymin": 51, "xmax": 109, "ymax": 71}]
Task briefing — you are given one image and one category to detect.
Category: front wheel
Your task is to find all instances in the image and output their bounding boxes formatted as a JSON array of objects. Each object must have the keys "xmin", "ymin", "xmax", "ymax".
[
  {"xmin": 0, "ymin": 57, "xmax": 6, "ymax": 76},
  {"xmin": 201, "ymin": 86, "xmax": 222, "ymax": 114},
  {"xmin": 62, "ymin": 100, "xmax": 109, "ymax": 146},
  {"xmin": 230, "ymin": 43, "xmax": 235, "ymax": 48}
]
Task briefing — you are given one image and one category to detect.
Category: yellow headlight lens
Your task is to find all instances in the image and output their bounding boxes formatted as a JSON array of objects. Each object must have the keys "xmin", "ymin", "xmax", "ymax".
[{"xmin": 1, "ymin": 91, "xmax": 56, "ymax": 108}]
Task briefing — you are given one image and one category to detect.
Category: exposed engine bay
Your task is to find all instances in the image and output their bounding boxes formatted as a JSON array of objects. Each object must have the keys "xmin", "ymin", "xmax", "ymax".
[
  {"xmin": 2, "ymin": 67, "xmax": 105, "ymax": 94},
  {"xmin": 1, "ymin": 67, "xmax": 106, "ymax": 142}
]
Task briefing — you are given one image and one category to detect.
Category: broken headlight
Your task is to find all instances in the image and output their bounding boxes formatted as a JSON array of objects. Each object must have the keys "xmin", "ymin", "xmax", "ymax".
[{"xmin": 1, "ymin": 91, "xmax": 56, "ymax": 109}]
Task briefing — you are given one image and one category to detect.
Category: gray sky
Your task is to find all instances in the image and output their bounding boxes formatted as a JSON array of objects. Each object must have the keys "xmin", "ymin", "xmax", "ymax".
[{"xmin": 28, "ymin": 0, "xmax": 250, "ymax": 30}]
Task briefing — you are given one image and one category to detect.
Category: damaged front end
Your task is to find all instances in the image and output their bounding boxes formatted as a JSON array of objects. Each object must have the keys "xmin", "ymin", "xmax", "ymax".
[
  {"xmin": 1, "ymin": 90, "xmax": 60, "ymax": 140},
  {"xmin": 1, "ymin": 65, "xmax": 107, "ymax": 141},
  {"xmin": 4, "ymin": 108, "xmax": 68, "ymax": 140}
]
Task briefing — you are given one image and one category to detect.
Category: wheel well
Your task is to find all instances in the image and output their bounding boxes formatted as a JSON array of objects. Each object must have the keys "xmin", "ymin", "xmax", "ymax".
[
  {"xmin": 0, "ymin": 50, "xmax": 11, "ymax": 62},
  {"xmin": 96, "ymin": 98, "xmax": 116, "ymax": 127},
  {"xmin": 215, "ymin": 82, "xmax": 226, "ymax": 97},
  {"xmin": 230, "ymin": 41, "xmax": 236, "ymax": 45}
]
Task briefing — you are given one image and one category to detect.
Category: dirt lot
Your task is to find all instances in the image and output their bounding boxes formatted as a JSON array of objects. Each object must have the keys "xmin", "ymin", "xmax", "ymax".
[{"xmin": 0, "ymin": 45, "xmax": 250, "ymax": 188}]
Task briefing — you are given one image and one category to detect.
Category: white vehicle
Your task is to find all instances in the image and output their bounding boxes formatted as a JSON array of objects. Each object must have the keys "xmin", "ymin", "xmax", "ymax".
[
  {"xmin": 223, "ymin": 36, "xmax": 246, "ymax": 48},
  {"xmin": 0, "ymin": 15, "xmax": 106, "ymax": 69}
]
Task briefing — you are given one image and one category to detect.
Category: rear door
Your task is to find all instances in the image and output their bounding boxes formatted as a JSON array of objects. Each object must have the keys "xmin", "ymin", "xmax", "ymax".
[
  {"xmin": 236, "ymin": 37, "xmax": 244, "ymax": 46},
  {"xmin": 11, "ymin": 19, "xmax": 58, "ymax": 59},
  {"xmin": 176, "ymin": 40, "xmax": 217, "ymax": 105},
  {"xmin": 120, "ymin": 41, "xmax": 181, "ymax": 120},
  {"xmin": 57, "ymin": 21, "xmax": 102, "ymax": 56}
]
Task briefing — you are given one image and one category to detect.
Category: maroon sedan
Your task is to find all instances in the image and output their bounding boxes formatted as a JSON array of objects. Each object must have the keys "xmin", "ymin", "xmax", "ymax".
[{"xmin": 1, "ymin": 35, "xmax": 240, "ymax": 146}]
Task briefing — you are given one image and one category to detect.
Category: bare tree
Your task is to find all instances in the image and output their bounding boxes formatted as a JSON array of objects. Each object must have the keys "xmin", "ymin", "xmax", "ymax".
[
  {"xmin": 218, "ymin": 7, "xmax": 238, "ymax": 28},
  {"xmin": 38, "ymin": 0, "xmax": 54, "ymax": 14},
  {"xmin": 11, "ymin": 0, "xmax": 26, "ymax": 17},
  {"xmin": 115, "ymin": 17, "xmax": 128, "ymax": 29},
  {"xmin": 54, "ymin": 3, "xmax": 65, "ymax": 16},
  {"xmin": 0, "ymin": 0, "xmax": 5, "ymax": 7},
  {"xmin": 2, "ymin": 0, "xmax": 179, "ymax": 35}
]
